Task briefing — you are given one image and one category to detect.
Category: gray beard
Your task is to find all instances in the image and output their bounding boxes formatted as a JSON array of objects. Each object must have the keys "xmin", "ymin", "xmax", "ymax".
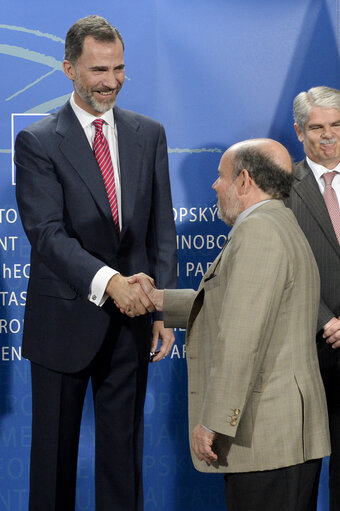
[
  {"xmin": 85, "ymin": 93, "xmax": 116, "ymax": 113},
  {"xmin": 217, "ymin": 203, "xmax": 234, "ymax": 227},
  {"xmin": 217, "ymin": 201, "xmax": 241, "ymax": 227},
  {"xmin": 74, "ymin": 79, "xmax": 117, "ymax": 113}
]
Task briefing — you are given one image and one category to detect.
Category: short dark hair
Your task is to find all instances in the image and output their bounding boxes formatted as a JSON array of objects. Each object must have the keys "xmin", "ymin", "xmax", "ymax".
[
  {"xmin": 232, "ymin": 147, "xmax": 293, "ymax": 199},
  {"xmin": 64, "ymin": 15, "xmax": 124, "ymax": 63}
]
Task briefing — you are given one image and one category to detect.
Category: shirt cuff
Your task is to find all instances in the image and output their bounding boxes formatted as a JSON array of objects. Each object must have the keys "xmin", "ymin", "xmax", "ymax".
[
  {"xmin": 88, "ymin": 266, "xmax": 118, "ymax": 306},
  {"xmin": 201, "ymin": 424, "xmax": 216, "ymax": 434}
]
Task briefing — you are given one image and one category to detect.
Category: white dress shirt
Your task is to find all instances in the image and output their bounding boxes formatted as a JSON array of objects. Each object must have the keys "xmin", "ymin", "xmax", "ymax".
[
  {"xmin": 306, "ymin": 156, "xmax": 340, "ymax": 204},
  {"xmin": 69, "ymin": 93, "xmax": 121, "ymax": 306}
]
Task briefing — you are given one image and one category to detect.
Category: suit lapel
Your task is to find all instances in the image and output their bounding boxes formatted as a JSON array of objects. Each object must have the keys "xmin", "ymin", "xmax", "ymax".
[
  {"xmin": 114, "ymin": 107, "xmax": 144, "ymax": 240},
  {"xmin": 187, "ymin": 241, "xmax": 229, "ymax": 338},
  {"xmin": 293, "ymin": 160, "xmax": 340, "ymax": 256},
  {"xmin": 56, "ymin": 102, "xmax": 117, "ymax": 240},
  {"xmin": 201, "ymin": 241, "xmax": 228, "ymax": 288}
]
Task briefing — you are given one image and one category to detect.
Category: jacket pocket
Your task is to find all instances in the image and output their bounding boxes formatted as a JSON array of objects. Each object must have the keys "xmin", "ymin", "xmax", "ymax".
[{"xmin": 37, "ymin": 278, "xmax": 78, "ymax": 300}]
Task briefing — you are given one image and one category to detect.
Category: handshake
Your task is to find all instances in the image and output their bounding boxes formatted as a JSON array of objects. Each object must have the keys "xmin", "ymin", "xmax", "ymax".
[{"xmin": 106, "ymin": 272, "xmax": 164, "ymax": 317}]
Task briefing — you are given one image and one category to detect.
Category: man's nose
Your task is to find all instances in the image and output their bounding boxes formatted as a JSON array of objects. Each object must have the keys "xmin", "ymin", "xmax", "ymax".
[
  {"xmin": 102, "ymin": 72, "xmax": 119, "ymax": 89},
  {"xmin": 322, "ymin": 125, "xmax": 334, "ymax": 138}
]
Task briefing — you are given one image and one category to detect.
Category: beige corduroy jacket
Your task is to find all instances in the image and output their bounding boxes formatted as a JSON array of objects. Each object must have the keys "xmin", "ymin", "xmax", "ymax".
[{"xmin": 164, "ymin": 200, "xmax": 330, "ymax": 473}]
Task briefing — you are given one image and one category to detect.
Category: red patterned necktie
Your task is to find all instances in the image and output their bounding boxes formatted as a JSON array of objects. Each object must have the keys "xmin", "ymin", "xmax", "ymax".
[
  {"xmin": 93, "ymin": 119, "xmax": 119, "ymax": 233},
  {"xmin": 322, "ymin": 171, "xmax": 340, "ymax": 244}
]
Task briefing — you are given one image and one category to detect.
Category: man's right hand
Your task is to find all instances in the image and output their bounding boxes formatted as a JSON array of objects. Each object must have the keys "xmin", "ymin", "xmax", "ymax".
[
  {"xmin": 323, "ymin": 316, "xmax": 340, "ymax": 349},
  {"xmin": 128, "ymin": 273, "xmax": 164, "ymax": 312},
  {"xmin": 106, "ymin": 273, "xmax": 155, "ymax": 317}
]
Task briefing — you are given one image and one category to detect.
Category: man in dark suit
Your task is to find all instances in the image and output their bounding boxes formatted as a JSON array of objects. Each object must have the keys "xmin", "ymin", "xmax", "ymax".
[
  {"xmin": 286, "ymin": 86, "xmax": 340, "ymax": 511},
  {"xmin": 14, "ymin": 15, "xmax": 177, "ymax": 511}
]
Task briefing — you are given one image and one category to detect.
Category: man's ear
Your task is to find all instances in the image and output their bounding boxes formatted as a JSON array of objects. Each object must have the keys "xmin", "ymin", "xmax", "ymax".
[
  {"xmin": 63, "ymin": 60, "xmax": 76, "ymax": 80},
  {"xmin": 294, "ymin": 123, "xmax": 304, "ymax": 143},
  {"xmin": 235, "ymin": 168, "xmax": 252, "ymax": 196}
]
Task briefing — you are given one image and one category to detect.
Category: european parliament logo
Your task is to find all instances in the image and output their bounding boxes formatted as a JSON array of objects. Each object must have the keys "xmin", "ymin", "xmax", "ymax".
[
  {"xmin": 0, "ymin": 24, "xmax": 70, "ymax": 184},
  {"xmin": 0, "ymin": 23, "xmax": 70, "ymax": 119}
]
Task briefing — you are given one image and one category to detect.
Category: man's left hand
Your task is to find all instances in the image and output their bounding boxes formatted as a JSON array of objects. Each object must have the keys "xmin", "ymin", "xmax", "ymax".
[
  {"xmin": 150, "ymin": 321, "xmax": 175, "ymax": 362},
  {"xmin": 191, "ymin": 424, "xmax": 218, "ymax": 464}
]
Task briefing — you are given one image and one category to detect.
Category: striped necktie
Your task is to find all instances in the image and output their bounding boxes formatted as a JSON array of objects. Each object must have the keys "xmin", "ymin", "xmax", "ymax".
[
  {"xmin": 322, "ymin": 171, "xmax": 340, "ymax": 244},
  {"xmin": 93, "ymin": 119, "xmax": 119, "ymax": 233}
]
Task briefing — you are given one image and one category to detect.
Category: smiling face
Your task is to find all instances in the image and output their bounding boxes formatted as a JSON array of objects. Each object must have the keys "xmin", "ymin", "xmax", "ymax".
[
  {"xmin": 295, "ymin": 106, "xmax": 340, "ymax": 169},
  {"xmin": 63, "ymin": 35, "xmax": 125, "ymax": 116}
]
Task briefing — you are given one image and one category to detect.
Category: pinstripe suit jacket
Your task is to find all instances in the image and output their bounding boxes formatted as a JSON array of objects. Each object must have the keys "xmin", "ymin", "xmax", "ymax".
[
  {"xmin": 285, "ymin": 159, "xmax": 340, "ymax": 333},
  {"xmin": 164, "ymin": 200, "xmax": 330, "ymax": 473},
  {"xmin": 15, "ymin": 102, "xmax": 177, "ymax": 373}
]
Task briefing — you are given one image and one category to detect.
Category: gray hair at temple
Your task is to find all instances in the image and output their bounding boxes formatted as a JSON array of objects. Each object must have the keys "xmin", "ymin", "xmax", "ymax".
[
  {"xmin": 232, "ymin": 145, "xmax": 293, "ymax": 200},
  {"xmin": 64, "ymin": 15, "xmax": 124, "ymax": 64},
  {"xmin": 293, "ymin": 86, "xmax": 340, "ymax": 131}
]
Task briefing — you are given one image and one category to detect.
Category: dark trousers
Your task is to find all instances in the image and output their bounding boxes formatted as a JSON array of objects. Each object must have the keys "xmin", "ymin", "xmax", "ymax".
[
  {"xmin": 224, "ymin": 459, "xmax": 322, "ymax": 511},
  {"xmin": 317, "ymin": 339, "xmax": 340, "ymax": 511},
  {"xmin": 28, "ymin": 315, "xmax": 151, "ymax": 511}
]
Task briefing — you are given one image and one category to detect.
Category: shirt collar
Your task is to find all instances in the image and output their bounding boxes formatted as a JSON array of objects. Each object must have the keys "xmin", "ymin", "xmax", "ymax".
[
  {"xmin": 70, "ymin": 92, "xmax": 115, "ymax": 130},
  {"xmin": 306, "ymin": 156, "xmax": 340, "ymax": 180},
  {"xmin": 228, "ymin": 200, "xmax": 272, "ymax": 240}
]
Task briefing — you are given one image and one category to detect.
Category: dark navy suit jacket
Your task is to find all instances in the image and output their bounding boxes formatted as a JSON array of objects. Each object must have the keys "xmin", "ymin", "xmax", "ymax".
[
  {"xmin": 285, "ymin": 159, "xmax": 340, "ymax": 334},
  {"xmin": 15, "ymin": 101, "xmax": 177, "ymax": 372}
]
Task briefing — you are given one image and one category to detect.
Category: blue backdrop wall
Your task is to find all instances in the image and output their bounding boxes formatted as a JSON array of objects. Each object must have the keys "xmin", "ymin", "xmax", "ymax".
[{"xmin": 0, "ymin": 0, "xmax": 339, "ymax": 509}]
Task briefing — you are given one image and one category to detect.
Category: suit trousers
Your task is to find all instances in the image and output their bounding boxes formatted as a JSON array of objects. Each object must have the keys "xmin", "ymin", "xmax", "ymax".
[
  {"xmin": 224, "ymin": 459, "xmax": 322, "ymax": 511},
  {"xmin": 317, "ymin": 338, "xmax": 340, "ymax": 511},
  {"xmin": 28, "ymin": 312, "xmax": 151, "ymax": 511}
]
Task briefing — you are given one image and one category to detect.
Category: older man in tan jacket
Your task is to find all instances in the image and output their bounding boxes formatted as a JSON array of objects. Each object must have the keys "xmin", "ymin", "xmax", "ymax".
[{"xmin": 127, "ymin": 138, "xmax": 330, "ymax": 511}]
